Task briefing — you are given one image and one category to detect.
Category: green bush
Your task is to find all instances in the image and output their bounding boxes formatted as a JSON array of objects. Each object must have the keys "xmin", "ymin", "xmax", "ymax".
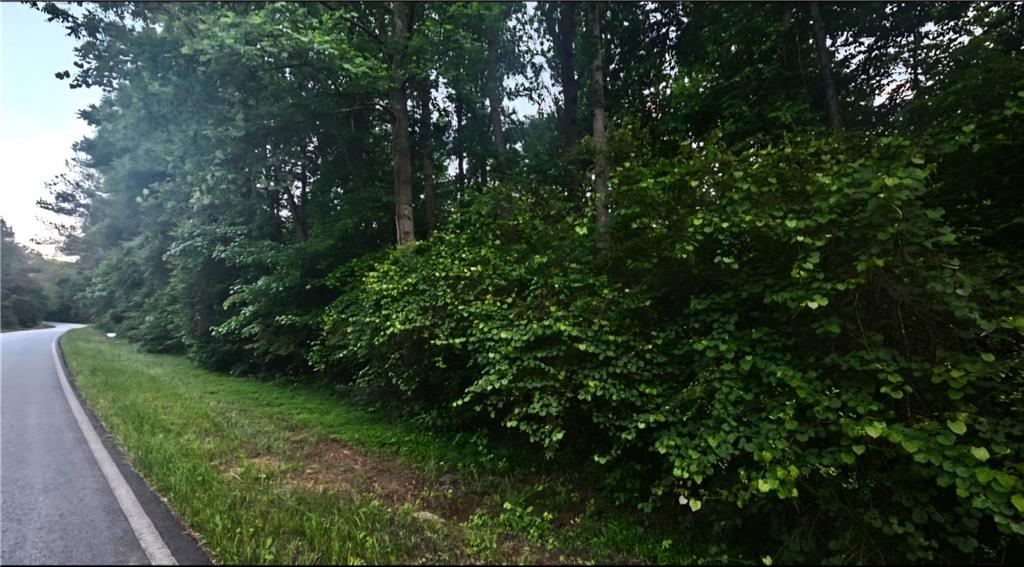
[{"xmin": 317, "ymin": 133, "xmax": 1024, "ymax": 562}]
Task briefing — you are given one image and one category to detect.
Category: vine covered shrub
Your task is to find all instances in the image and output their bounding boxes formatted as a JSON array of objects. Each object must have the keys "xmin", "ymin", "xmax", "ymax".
[
  {"xmin": 317, "ymin": 133, "xmax": 1023, "ymax": 562},
  {"xmin": 313, "ymin": 188, "xmax": 681, "ymax": 439},
  {"xmin": 612, "ymin": 133, "xmax": 1024, "ymax": 562}
]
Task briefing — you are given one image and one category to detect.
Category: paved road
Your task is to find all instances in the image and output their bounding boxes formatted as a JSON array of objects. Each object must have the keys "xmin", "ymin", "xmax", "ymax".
[{"xmin": 1, "ymin": 323, "xmax": 207, "ymax": 565}]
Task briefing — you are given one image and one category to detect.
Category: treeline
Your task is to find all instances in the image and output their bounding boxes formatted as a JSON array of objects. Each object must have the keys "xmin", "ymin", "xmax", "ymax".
[
  {"xmin": 0, "ymin": 219, "xmax": 83, "ymax": 329},
  {"xmin": 40, "ymin": 1, "xmax": 1023, "ymax": 562}
]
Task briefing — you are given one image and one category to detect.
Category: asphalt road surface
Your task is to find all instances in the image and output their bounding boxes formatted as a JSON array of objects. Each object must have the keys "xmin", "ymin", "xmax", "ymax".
[{"xmin": 1, "ymin": 323, "xmax": 208, "ymax": 565}]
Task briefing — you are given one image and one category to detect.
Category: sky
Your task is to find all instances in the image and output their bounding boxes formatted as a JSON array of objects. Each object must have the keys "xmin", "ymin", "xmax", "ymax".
[{"xmin": 1, "ymin": 2, "xmax": 101, "ymax": 257}]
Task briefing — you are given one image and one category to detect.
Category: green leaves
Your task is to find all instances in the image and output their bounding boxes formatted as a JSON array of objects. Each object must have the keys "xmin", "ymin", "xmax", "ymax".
[
  {"xmin": 804, "ymin": 295, "xmax": 829, "ymax": 310},
  {"xmin": 864, "ymin": 422, "xmax": 885, "ymax": 439},
  {"xmin": 1012, "ymin": 494, "xmax": 1024, "ymax": 514},
  {"xmin": 900, "ymin": 439, "xmax": 920, "ymax": 454},
  {"xmin": 976, "ymin": 467, "xmax": 995, "ymax": 484},
  {"xmin": 948, "ymin": 420, "xmax": 968, "ymax": 436},
  {"xmin": 937, "ymin": 432, "xmax": 956, "ymax": 446}
]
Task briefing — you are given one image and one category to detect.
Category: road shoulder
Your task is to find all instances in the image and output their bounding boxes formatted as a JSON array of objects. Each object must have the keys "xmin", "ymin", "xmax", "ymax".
[{"xmin": 56, "ymin": 335, "xmax": 212, "ymax": 566}]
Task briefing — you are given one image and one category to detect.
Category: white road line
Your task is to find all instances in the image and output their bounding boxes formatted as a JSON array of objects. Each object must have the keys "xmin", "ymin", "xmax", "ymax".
[{"xmin": 51, "ymin": 335, "xmax": 177, "ymax": 566}]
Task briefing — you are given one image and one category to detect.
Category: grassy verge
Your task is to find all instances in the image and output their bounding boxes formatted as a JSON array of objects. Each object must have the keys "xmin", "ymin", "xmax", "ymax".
[{"xmin": 61, "ymin": 328, "xmax": 716, "ymax": 564}]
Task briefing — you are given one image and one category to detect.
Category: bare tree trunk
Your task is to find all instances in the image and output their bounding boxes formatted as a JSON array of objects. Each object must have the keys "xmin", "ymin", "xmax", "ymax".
[
  {"xmin": 541, "ymin": 1, "xmax": 579, "ymax": 145},
  {"xmin": 589, "ymin": 2, "xmax": 609, "ymax": 243},
  {"xmin": 455, "ymin": 95, "xmax": 465, "ymax": 189},
  {"xmin": 265, "ymin": 167, "xmax": 283, "ymax": 241},
  {"xmin": 419, "ymin": 81, "xmax": 437, "ymax": 236},
  {"xmin": 808, "ymin": 1, "xmax": 841, "ymax": 131},
  {"xmin": 557, "ymin": 2, "xmax": 578, "ymax": 146},
  {"xmin": 486, "ymin": 29, "xmax": 505, "ymax": 174},
  {"xmin": 284, "ymin": 189, "xmax": 307, "ymax": 242},
  {"xmin": 779, "ymin": 4, "xmax": 794, "ymax": 68},
  {"xmin": 291, "ymin": 164, "xmax": 309, "ymax": 242},
  {"xmin": 389, "ymin": 2, "xmax": 415, "ymax": 245},
  {"xmin": 911, "ymin": 29, "xmax": 921, "ymax": 93},
  {"xmin": 542, "ymin": 1, "xmax": 583, "ymax": 207}
]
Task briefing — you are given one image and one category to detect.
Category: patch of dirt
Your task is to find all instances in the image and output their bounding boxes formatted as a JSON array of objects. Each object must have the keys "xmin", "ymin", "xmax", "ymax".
[
  {"xmin": 249, "ymin": 455, "xmax": 284, "ymax": 469},
  {"xmin": 214, "ymin": 438, "xmax": 574, "ymax": 563},
  {"xmin": 212, "ymin": 439, "xmax": 483, "ymax": 518},
  {"xmin": 277, "ymin": 438, "xmax": 494, "ymax": 524},
  {"xmin": 285, "ymin": 439, "xmax": 428, "ymax": 507},
  {"xmin": 427, "ymin": 476, "xmax": 487, "ymax": 522},
  {"xmin": 214, "ymin": 454, "xmax": 286, "ymax": 480}
]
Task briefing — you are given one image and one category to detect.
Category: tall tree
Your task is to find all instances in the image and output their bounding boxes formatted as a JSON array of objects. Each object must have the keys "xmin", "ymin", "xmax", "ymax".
[
  {"xmin": 543, "ymin": 2, "xmax": 579, "ymax": 146},
  {"xmin": 808, "ymin": 1, "xmax": 841, "ymax": 130},
  {"xmin": 388, "ymin": 1, "xmax": 416, "ymax": 245},
  {"xmin": 486, "ymin": 22, "xmax": 506, "ymax": 174},
  {"xmin": 419, "ymin": 79, "xmax": 437, "ymax": 235},
  {"xmin": 588, "ymin": 2, "xmax": 609, "ymax": 239},
  {"xmin": 455, "ymin": 94, "xmax": 466, "ymax": 189}
]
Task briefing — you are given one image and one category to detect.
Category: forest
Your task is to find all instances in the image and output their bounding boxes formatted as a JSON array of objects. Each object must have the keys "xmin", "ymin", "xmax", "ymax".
[
  {"xmin": 1, "ymin": 219, "xmax": 80, "ymax": 329},
  {"xmin": 15, "ymin": 1, "xmax": 1024, "ymax": 562}
]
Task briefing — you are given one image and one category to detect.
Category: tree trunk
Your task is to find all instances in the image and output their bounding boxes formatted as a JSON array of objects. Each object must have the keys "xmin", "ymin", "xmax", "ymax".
[
  {"xmin": 589, "ymin": 2, "xmax": 610, "ymax": 241},
  {"xmin": 455, "ymin": 94, "xmax": 465, "ymax": 189},
  {"xmin": 288, "ymin": 164, "xmax": 309, "ymax": 242},
  {"xmin": 557, "ymin": 2, "xmax": 579, "ymax": 146},
  {"xmin": 486, "ymin": 27, "xmax": 505, "ymax": 174},
  {"xmin": 389, "ymin": 2, "xmax": 415, "ymax": 245},
  {"xmin": 808, "ymin": 1, "xmax": 841, "ymax": 131},
  {"xmin": 419, "ymin": 81, "xmax": 437, "ymax": 236},
  {"xmin": 911, "ymin": 29, "xmax": 921, "ymax": 93},
  {"xmin": 542, "ymin": 1, "xmax": 582, "ymax": 207},
  {"xmin": 284, "ymin": 189, "xmax": 307, "ymax": 242},
  {"xmin": 778, "ymin": 4, "xmax": 794, "ymax": 68},
  {"xmin": 265, "ymin": 174, "xmax": 283, "ymax": 241}
]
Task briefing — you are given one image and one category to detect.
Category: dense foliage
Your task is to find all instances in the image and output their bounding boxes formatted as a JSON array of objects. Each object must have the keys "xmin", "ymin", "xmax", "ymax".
[
  {"xmin": 1, "ymin": 220, "xmax": 49, "ymax": 329},
  {"xmin": 38, "ymin": 1, "xmax": 1023, "ymax": 562},
  {"xmin": 0, "ymin": 219, "xmax": 85, "ymax": 329}
]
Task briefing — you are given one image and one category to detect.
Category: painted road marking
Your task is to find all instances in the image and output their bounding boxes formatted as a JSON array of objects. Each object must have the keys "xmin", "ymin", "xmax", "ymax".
[{"xmin": 51, "ymin": 336, "xmax": 177, "ymax": 566}]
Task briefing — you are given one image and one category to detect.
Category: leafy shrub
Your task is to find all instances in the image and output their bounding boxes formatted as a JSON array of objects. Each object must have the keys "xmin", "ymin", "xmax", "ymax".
[
  {"xmin": 317, "ymin": 133, "xmax": 1024, "ymax": 562},
  {"xmin": 165, "ymin": 223, "xmax": 247, "ymax": 370},
  {"xmin": 214, "ymin": 219, "xmax": 382, "ymax": 378},
  {"xmin": 617, "ymin": 132, "xmax": 1023, "ymax": 562},
  {"xmin": 315, "ymin": 186, "xmax": 673, "ymax": 442}
]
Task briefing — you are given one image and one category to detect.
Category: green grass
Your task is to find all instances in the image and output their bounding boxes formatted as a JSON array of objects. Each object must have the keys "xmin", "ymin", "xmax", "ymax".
[{"xmin": 61, "ymin": 328, "xmax": 715, "ymax": 564}]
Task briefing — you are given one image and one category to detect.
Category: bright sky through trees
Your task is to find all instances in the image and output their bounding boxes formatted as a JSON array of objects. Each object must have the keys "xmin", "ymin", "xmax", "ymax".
[{"xmin": 0, "ymin": 2, "xmax": 100, "ymax": 257}]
